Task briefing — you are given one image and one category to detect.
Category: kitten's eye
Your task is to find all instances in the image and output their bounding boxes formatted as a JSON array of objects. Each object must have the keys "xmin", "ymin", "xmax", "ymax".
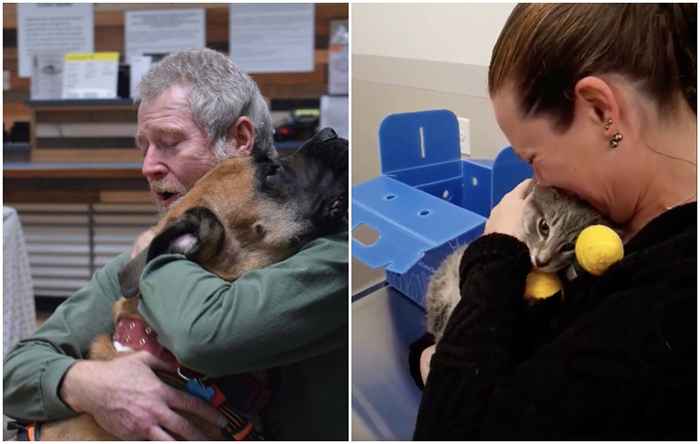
[
  {"xmin": 560, "ymin": 242, "xmax": 574, "ymax": 252},
  {"xmin": 538, "ymin": 218, "xmax": 549, "ymax": 237}
]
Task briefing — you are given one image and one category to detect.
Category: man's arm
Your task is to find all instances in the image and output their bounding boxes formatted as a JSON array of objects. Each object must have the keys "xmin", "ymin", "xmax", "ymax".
[
  {"xmin": 138, "ymin": 232, "xmax": 348, "ymax": 376},
  {"xmin": 4, "ymin": 251, "xmax": 227, "ymax": 440},
  {"xmin": 3, "ymin": 253, "xmax": 129, "ymax": 421}
]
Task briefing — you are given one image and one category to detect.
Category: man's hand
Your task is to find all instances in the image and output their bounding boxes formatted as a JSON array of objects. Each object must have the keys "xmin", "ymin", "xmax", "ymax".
[
  {"xmin": 132, "ymin": 228, "xmax": 157, "ymax": 259},
  {"xmin": 60, "ymin": 351, "xmax": 226, "ymax": 440},
  {"xmin": 483, "ymin": 179, "xmax": 533, "ymax": 241}
]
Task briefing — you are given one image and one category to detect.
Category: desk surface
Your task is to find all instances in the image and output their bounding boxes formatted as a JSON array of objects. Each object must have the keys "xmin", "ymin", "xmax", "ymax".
[{"xmin": 352, "ymin": 285, "xmax": 425, "ymax": 440}]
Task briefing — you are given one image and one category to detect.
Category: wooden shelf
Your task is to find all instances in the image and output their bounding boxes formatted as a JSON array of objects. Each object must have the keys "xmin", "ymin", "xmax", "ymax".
[
  {"xmin": 27, "ymin": 99, "xmax": 137, "ymax": 110},
  {"xmin": 4, "ymin": 161, "xmax": 149, "ymax": 204},
  {"xmin": 4, "ymin": 162, "xmax": 143, "ymax": 179}
]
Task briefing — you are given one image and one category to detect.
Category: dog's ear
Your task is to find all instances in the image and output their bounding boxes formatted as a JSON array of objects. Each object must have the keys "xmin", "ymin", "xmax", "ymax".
[
  {"xmin": 147, "ymin": 207, "xmax": 226, "ymax": 265},
  {"xmin": 299, "ymin": 128, "xmax": 348, "ymax": 230},
  {"xmin": 298, "ymin": 128, "xmax": 348, "ymax": 175},
  {"xmin": 118, "ymin": 250, "xmax": 148, "ymax": 299}
]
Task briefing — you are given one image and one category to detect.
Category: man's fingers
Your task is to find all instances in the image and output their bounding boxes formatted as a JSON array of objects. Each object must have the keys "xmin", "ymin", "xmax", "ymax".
[
  {"xmin": 148, "ymin": 425, "xmax": 176, "ymax": 441},
  {"xmin": 165, "ymin": 385, "xmax": 228, "ymax": 428},
  {"xmin": 132, "ymin": 350, "xmax": 177, "ymax": 373},
  {"xmin": 156, "ymin": 407, "xmax": 209, "ymax": 441}
]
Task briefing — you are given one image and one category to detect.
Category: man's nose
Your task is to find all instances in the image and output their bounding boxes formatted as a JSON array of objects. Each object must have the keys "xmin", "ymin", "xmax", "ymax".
[{"xmin": 141, "ymin": 147, "xmax": 167, "ymax": 180}]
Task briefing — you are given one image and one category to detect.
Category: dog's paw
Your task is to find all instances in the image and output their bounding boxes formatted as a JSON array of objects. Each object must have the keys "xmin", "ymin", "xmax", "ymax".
[
  {"xmin": 148, "ymin": 207, "xmax": 225, "ymax": 265},
  {"xmin": 171, "ymin": 233, "xmax": 198, "ymax": 255}
]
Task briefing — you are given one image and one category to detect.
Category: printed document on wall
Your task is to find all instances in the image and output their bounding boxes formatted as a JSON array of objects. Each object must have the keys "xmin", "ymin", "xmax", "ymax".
[
  {"xmin": 229, "ymin": 4, "xmax": 315, "ymax": 73},
  {"xmin": 125, "ymin": 9, "xmax": 206, "ymax": 61},
  {"xmin": 62, "ymin": 52, "xmax": 119, "ymax": 99},
  {"xmin": 17, "ymin": 3, "xmax": 94, "ymax": 77},
  {"xmin": 30, "ymin": 52, "xmax": 64, "ymax": 100}
]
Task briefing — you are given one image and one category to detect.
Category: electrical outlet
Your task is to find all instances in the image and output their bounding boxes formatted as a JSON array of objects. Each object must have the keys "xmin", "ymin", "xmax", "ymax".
[{"xmin": 457, "ymin": 117, "xmax": 471, "ymax": 156}]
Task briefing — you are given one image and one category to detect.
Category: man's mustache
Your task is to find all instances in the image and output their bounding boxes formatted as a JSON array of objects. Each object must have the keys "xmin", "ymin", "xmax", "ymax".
[{"xmin": 150, "ymin": 181, "xmax": 187, "ymax": 194}]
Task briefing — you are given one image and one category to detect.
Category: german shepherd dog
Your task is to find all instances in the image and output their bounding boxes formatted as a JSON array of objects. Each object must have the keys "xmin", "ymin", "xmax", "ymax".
[{"xmin": 35, "ymin": 128, "xmax": 348, "ymax": 440}]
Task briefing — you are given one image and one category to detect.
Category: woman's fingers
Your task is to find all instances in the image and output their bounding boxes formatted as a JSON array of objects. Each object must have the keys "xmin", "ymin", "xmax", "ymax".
[
  {"xmin": 511, "ymin": 178, "xmax": 534, "ymax": 199},
  {"xmin": 484, "ymin": 179, "xmax": 533, "ymax": 239}
]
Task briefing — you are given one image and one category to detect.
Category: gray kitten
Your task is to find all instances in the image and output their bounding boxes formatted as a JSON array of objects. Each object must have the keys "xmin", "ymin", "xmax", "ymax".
[{"xmin": 425, "ymin": 184, "xmax": 615, "ymax": 342}]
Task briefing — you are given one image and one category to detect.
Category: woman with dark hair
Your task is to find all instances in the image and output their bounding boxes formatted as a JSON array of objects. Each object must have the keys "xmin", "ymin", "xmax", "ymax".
[{"xmin": 414, "ymin": 4, "xmax": 696, "ymax": 440}]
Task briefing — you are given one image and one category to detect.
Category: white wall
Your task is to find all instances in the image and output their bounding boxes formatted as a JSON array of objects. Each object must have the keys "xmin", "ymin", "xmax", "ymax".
[
  {"xmin": 350, "ymin": 4, "xmax": 518, "ymax": 295},
  {"xmin": 351, "ymin": 3, "xmax": 517, "ymax": 187},
  {"xmin": 352, "ymin": 3, "xmax": 516, "ymax": 66}
]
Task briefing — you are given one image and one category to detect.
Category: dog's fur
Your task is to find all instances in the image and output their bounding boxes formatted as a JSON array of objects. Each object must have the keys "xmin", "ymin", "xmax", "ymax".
[{"xmin": 37, "ymin": 129, "xmax": 348, "ymax": 440}]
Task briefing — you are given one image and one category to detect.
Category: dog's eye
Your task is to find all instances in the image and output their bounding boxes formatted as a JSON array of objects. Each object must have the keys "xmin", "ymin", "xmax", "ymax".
[
  {"xmin": 329, "ymin": 197, "xmax": 345, "ymax": 219},
  {"xmin": 264, "ymin": 164, "xmax": 282, "ymax": 184},
  {"xmin": 253, "ymin": 222, "xmax": 266, "ymax": 239},
  {"xmin": 267, "ymin": 164, "xmax": 280, "ymax": 176}
]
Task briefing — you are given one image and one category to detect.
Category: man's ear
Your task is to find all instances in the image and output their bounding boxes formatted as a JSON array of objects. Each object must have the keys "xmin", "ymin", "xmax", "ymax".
[
  {"xmin": 225, "ymin": 116, "xmax": 256, "ymax": 156},
  {"xmin": 574, "ymin": 76, "xmax": 621, "ymax": 130}
]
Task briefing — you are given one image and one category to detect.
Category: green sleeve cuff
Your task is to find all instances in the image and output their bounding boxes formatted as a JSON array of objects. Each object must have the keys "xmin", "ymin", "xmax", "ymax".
[{"xmin": 40, "ymin": 357, "xmax": 79, "ymax": 419}]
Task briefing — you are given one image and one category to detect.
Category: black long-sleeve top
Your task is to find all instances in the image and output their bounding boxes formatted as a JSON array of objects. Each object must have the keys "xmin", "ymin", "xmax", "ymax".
[{"xmin": 414, "ymin": 203, "xmax": 696, "ymax": 440}]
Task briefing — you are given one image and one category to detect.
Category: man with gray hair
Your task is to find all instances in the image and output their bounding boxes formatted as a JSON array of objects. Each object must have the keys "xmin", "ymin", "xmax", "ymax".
[{"xmin": 4, "ymin": 48, "xmax": 348, "ymax": 440}]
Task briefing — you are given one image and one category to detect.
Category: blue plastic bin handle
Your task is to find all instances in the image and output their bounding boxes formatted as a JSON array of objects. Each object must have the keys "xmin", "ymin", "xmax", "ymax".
[{"xmin": 379, "ymin": 110, "xmax": 461, "ymax": 175}]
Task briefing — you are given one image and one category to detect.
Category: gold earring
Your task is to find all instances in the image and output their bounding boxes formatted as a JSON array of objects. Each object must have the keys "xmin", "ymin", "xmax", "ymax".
[
  {"xmin": 609, "ymin": 132, "xmax": 623, "ymax": 148},
  {"xmin": 604, "ymin": 118, "xmax": 613, "ymax": 130}
]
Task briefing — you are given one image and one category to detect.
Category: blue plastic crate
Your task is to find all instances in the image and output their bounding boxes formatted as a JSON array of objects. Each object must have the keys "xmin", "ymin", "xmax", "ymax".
[{"xmin": 352, "ymin": 109, "xmax": 532, "ymax": 308}]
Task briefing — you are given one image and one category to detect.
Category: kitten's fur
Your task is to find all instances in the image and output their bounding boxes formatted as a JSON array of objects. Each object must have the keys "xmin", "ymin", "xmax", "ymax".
[{"xmin": 425, "ymin": 183, "xmax": 615, "ymax": 342}]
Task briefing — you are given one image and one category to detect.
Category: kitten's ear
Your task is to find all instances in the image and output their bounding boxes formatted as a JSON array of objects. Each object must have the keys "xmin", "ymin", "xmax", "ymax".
[{"xmin": 523, "ymin": 179, "xmax": 537, "ymax": 201}]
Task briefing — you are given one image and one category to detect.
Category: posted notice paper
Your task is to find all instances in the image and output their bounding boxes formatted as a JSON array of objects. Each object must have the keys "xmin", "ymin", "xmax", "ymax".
[
  {"xmin": 129, "ymin": 55, "xmax": 153, "ymax": 100},
  {"xmin": 328, "ymin": 20, "xmax": 348, "ymax": 95},
  {"xmin": 229, "ymin": 4, "xmax": 315, "ymax": 73},
  {"xmin": 125, "ymin": 9, "xmax": 206, "ymax": 61},
  {"xmin": 62, "ymin": 52, "xmax": 119, "ymax": 99},
  {"xmin": 320, "ymin": 95, "xmax": 348, "ymax": 139},
  {"xmin": 30, "ymin": 52, "xmax": 64, "ymax": 100},
  {"xmin": 17, "ymin": 3, "xmax": 94, "ymax": 78}
]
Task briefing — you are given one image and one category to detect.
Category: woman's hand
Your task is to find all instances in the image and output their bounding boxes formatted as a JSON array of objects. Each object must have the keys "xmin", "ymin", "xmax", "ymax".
[
  {"xmin": 420, "ymin": 345, "xmax": 436, "ymax": 385},
  {"xmin": 483, "ymin": 179, "xmax": 533, "ymax": 241}
]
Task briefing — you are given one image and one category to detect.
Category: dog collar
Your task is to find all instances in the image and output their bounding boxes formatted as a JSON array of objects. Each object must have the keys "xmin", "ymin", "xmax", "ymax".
[
  {"xmin": 113, "ymin": 316, "xmax": 178, "ymax": 366},
  {"xmin": 112, "ymin": 316, "xmax": 264, "ymax": 440}
]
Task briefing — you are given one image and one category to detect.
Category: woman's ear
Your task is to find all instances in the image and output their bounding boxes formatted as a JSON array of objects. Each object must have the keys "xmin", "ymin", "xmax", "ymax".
[
  {"xmin": 574, "ymin": 76, "xmax": 621, "ymax": 130},
  {"xmin": 225, "ymin": 116, "xmax": 256, "ymax": 156}
]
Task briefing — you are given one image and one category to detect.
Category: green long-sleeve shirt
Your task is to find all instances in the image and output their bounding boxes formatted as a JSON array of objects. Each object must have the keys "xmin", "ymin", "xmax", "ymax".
[{"xmin": 4, "ymin": 232, "xmax": 348, "ymax": 440}]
